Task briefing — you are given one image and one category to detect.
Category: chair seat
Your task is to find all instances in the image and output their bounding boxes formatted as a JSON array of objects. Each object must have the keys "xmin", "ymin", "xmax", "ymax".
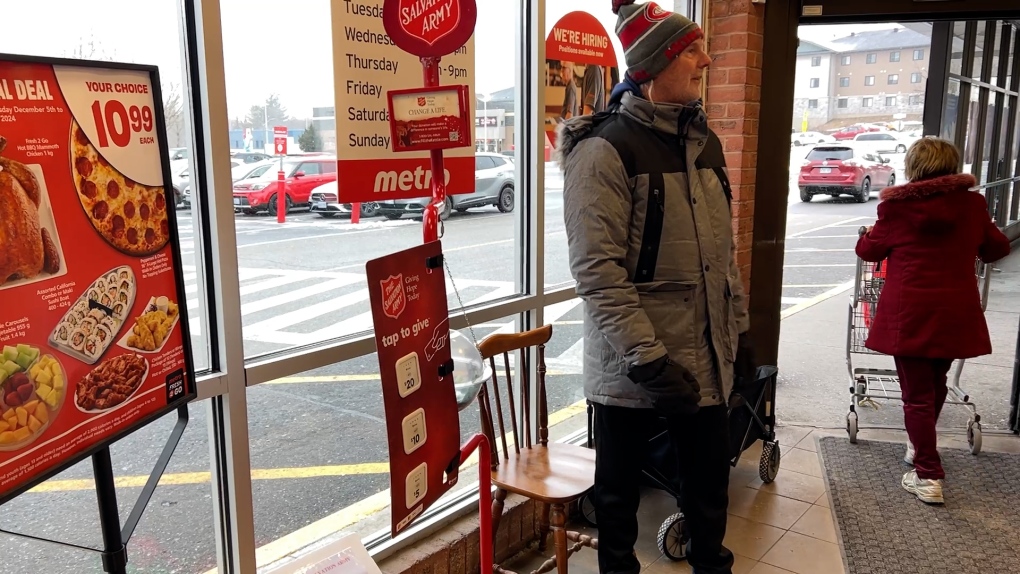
[{"xmin": 492, "ymin": 442, "xmax": 596, "ymax": 504}]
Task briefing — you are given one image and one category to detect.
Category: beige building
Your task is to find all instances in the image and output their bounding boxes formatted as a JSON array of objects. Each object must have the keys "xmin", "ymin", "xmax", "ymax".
[{"xmin": 793, "ymin": 26, "xmax": 937, "ymax": 130}]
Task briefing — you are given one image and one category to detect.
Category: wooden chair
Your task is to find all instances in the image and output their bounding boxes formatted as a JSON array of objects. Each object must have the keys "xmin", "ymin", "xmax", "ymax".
[{"xmin": 476, "ymin": 324, "xmax": 597, "ymax": 574}]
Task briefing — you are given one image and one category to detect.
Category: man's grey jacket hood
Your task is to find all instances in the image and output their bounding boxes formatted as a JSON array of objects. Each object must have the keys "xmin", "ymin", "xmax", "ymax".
[{"xmin": 557, "ymin": 92, "xmax": 750, "ymax": 409}]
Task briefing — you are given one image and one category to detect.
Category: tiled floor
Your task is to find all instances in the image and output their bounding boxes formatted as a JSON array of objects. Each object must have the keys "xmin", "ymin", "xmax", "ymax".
[{"xmin": 501, "ymin": 425, "xmax": 1020, "ymax": 574}]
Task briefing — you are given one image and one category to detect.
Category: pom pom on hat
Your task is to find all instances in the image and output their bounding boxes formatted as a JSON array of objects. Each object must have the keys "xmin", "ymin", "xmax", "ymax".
[{"xmin": 612, "ymin": 0, "xmax": 636, "ymax": 15}]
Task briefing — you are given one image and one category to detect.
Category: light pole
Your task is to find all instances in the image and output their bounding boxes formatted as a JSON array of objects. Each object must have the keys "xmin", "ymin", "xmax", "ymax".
[{"xmin": 478, "ymin": 93, "xmax": 491, "ymax": 152}]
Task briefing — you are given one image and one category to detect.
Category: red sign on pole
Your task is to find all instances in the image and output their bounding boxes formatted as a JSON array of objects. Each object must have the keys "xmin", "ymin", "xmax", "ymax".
[
  {"xmin": 383, "ymin": 0, "xmax": 477, "ymax": 58},
  {"xmin": 366, "ymin": 242, "xmax": 461, "ymax": 536},
  {"xmin": 273, "ymin": 126, "xmax": 288, "ymax": 156}
]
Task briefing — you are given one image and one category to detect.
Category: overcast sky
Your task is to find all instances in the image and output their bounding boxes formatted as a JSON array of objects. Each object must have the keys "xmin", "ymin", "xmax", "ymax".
[{"xmin": 0, "ymin": 1, "xmax": 900, "ymax": 121}]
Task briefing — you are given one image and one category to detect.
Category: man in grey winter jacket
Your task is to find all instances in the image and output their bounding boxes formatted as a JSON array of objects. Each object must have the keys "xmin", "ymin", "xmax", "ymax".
[{"xmin": 556, "ymin": 2, "xmax": 753, "ymax": 573}]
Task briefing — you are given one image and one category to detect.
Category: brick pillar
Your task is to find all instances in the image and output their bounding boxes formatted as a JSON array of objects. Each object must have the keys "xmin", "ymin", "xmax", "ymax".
[{"xmin": 704, "ymin": 0, "xmax": 765, "ymax": 296}]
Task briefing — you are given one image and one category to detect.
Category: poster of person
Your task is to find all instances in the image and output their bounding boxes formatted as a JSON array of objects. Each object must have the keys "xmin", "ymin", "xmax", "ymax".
[{"xmin": 545, "ymin": 11, "xmax": 620, "ymax": 146}]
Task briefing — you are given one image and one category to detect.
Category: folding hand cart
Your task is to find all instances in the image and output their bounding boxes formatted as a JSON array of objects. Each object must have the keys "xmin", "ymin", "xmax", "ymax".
[{"xmin": 846, "ymin": 227, "xmax": 991, "ymax": 454}]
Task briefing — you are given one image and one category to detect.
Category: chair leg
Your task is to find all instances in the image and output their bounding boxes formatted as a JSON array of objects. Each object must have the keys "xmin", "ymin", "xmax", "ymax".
[
  {"xmin": 491, "ymin": 488, "xmax": 508, "ymax": 549},
  {"xmin": 550, "ymin": 503, "xmax": 568, "ymax": 574},
  {"xmin": 537, "ymin": 502, "xmax": 551, "ymax": 552}
]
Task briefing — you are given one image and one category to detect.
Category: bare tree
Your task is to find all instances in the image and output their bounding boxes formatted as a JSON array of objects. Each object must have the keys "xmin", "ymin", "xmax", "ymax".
[
  {"xmin": 64, "ymin": 35, "xmax": 117, "ymax": 61},
  {"xmin": 162, "ymin": 82, "xmax": 187, "ymax": 148}
]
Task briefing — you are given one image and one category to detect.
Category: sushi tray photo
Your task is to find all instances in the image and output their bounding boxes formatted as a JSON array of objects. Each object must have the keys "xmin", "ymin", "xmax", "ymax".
[{"xmin": 49, "ymin": 265, "xmax": 136, "ymax": 365}]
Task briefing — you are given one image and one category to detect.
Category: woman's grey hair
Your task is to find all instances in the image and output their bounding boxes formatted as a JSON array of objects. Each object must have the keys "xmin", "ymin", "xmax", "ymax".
[{"xmin": 904, "ymin": 137, "xmax": 960, "ymax": 181}]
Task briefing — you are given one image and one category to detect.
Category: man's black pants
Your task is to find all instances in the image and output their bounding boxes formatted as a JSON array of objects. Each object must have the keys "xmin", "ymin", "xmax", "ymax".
[{"xmin": 593, "ymin": 403, "xmax": 734, "ymax": 574}]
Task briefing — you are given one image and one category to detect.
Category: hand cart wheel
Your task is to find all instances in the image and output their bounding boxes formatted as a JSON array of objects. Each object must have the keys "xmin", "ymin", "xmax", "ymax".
[
  {"xmin": 968, "ymin": 419, "xmax": 982, "ymax": 455},
  {"xmin": 657, "ymin": 512, "xmax": 689, "ymax": 562},
  {"xmin": 847, "ymin": 412, "xmax": 859, "ymax": 444},
  {"xmin": 759, "ymin": 440, "xmax": 781, "ymax": 484},
  {"xmin": 578, "ymin": 492, "xmax": 597, "ymax": 526}
]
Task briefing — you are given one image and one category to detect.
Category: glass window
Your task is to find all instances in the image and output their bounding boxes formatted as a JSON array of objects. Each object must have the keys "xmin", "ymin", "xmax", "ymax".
[
  {"xmin": 840, "ymin": 77, "xmax": 851, "ymax": 87},
  {"xmin": 811, "ymin": 56, "xmax": 821, "ymax": 67},
  {"xmin": 912, "ymin": 72, "xmax": 923, "ymax": 84},
  {"xmin": 838, "ymin": 98, "xmax": 849, "ymax": 109},
  {"xmin": 222, "ymin": 0, "xmax": 523, "ymax": 360},
  {"xmin": 942, "ymin": 78, "xmax": 963, "ymax": 141},
  {"xmin": 863, "ymin": 97, "xmax": 873, "ymax": 108},
  {"xmin": 476, "ymin": 155, "xmax": 497, "ymax": 170},
  {"xmin": 297, "ymin": 162, "xmax": 322, "ymax": 175},
  {"xmin": 809, "ymin": 78, "xmax": 820, "ymax": 88},
  {"xmin": 886, "ymin": 96, "xmax": 897, "ymax": 106},
  {"xmin": 865, "ymin": 76, "xmax": 875, "ymax": 86},
  {"xmin": 867, "ymin": 53, "xmax": 878, "ymax": 64},
  {"xmin": 909, "ymin": 95, "xmax": 923, "ymax": 106},
  {"xmin": 951, "ymin": 22, "xmax": 967, "ymax": 75},
  {"xmin": 0, "ymin": 2, "xmax": 214, "ymax": 374},
  {"xmin": 914, "ymin": 49, "xmax": 925, "ymax": 61},
  {"xmin": 972, "ymin": 21, "xmax": 987, "ymax": 81},
  {"xmin": 808, "ymin": 99, "xmax": 819, "ymax": 109},
  {"xmin": 890, "ymin": 51, "xmax": 901, "ymax": 62},
  {"xmin": 544, "ymin": 1, "xmax": 623, "ymax": 290},
  {"xmin": 807, "ymin": 147, "xmax": 853, "ymax": 161},
  {"xmin": 842, "ymin": 55, "xmax": 851, "ymax": 66},
  {"xmin": 888, "ymin": 74, "xmax": 899, "ymax": 85}
]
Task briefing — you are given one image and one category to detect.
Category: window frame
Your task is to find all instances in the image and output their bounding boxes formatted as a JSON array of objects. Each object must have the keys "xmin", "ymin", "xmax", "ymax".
[
  {"xmin": 914, "ymin": 48, "xmax": 925, "ymax": 60},
  {"xmin": 867, "ymin": 53, "xmax": 878, "ymax": 64},
  {"xmin": 809, "ymin": 77, "xmax": 820, "ymax": 88},
  {"xmin": 838, "ymin": 98, "xmax": 849, "ymax": 109},
  {"xmin": 863, "ymin": 96, "xmax": 873, "ymax": 107},
  {"xmin": 888, "ymin": 74, "xmax": 900, "ymax": 85},
  {"xmin": 811, "ymin": 55, "xmax": 821, "ymax": 67},
  {"xmin": 841, "ymin": 55, "xmax": 851, "ymax": 66},
  {"xmin": 886, "ymin": 95, "xmax": 898, "ymax": 106},
  {"xmin": 865, "ymin": 75, "xmax": 875, "ymax": 86},
  {"xmin": 808, "ymin": 99, "xmax": 819, "ymax": 109},
  {"xmin": 890, "ymin": 51, "xmax": 901, "ymax": 62},
  {"xmin": 839, "ymin": 76, "xmax": 850, "ymax": 87}
]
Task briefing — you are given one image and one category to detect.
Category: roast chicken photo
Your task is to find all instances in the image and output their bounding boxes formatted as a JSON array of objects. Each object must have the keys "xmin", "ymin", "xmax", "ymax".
[{"xmin": 0, "ymin": 136, "xmax": 60, "ymax": 287}]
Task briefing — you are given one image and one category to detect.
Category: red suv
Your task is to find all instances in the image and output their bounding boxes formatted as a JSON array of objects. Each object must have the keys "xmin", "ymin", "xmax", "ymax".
[
  {"xmin": 233, "ymin": 156, "xmax": 337, "ymax": 215},
  {"xmin": 798, "ymin": 146, "xmax": 896, "ymax": 203}
]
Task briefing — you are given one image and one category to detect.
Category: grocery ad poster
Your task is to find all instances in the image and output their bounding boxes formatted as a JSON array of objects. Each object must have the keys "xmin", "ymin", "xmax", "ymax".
[
  {"xmin": 330, "ymin": 0, "xmax": 476, "ymax": 203},
  {"xmin": 0, "ymin": 55, "xmax": 195, "ymax": 504}
]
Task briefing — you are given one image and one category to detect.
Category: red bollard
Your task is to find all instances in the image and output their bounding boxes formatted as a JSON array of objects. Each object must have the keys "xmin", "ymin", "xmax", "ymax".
[
  {"xmin": 276, "ymin": 170, "xmax": 286, "ymax": 224},
  {"xmin": 352, "ymin": 202, "xmax": 361, "ymax": 225}
]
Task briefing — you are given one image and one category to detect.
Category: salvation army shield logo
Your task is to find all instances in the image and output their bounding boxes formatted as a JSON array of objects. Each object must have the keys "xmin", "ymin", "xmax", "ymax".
[
  {"xmin": 398, "ymin": 0, "xmax": 462, "ymax": 46},
  {"xmin": 417, "ymin": 96, "xmax": 427, "ymax": 106},
  {"xmin": 380, "ymin": 274, "xmax": 406, "ymax": 319}
]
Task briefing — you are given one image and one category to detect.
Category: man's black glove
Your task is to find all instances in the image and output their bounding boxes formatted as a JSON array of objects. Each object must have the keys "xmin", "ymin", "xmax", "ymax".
[
  {"xmin": 734, "ymin": 333, "xmax": 756, "ymax": 385},
  {"xmin": 627, "ymin": 356, "xmax": 701, "ymax": 416}
]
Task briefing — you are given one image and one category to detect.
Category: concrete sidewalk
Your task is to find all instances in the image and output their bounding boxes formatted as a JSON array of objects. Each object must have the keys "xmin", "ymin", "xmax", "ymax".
[{"xmin": 776, "ymin": 245, "xmax": 1020, "ymax": 432}]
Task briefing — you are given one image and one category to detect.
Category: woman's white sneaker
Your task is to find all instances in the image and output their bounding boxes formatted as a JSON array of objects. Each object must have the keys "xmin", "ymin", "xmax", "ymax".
[
  {"xmin": 904, "ymin": 442, "xmax": 915, "ymax": 465},
  {"xmin": 901, "ymin": 470, "xmax": 944, "ymax": 504}
]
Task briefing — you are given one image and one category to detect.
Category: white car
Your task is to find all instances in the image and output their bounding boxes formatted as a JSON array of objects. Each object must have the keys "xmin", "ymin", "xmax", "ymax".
[
  {"xmin": 179, "ymin": 158, "xmax": 248, "ymax": 208},
  {"xmin": 791, "ymin": 131, "xmax": 836, "ymax": 146},
  {"xmin": 308, "ymin": 181, "xmax": 380, "ymax": 218},
  {"xmin": 850, "ymin": 131, "xmax": 911, "ymax": 155}
]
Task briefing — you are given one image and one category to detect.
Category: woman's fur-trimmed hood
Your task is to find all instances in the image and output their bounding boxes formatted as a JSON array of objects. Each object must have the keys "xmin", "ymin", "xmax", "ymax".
[{"xmin": 879, "ymin": 173, "xmax": 977, "ymax": 201}]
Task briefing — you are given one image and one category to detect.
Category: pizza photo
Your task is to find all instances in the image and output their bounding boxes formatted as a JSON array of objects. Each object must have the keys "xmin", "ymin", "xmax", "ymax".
[{"xmin": 69, "ymin": 119, "xmax": 170, "ymax": 257}]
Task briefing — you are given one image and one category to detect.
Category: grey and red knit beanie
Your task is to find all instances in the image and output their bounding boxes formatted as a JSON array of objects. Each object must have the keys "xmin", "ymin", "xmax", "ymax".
[{"xmin": 612, "ymin": 0, "xmax": 703, "ymax": 83}]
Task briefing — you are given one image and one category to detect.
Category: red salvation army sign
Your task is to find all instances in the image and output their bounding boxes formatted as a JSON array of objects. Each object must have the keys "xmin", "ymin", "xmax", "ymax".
[{"xmin": 383, "ymin": 0, "xmax": 477, "ymax": 58}]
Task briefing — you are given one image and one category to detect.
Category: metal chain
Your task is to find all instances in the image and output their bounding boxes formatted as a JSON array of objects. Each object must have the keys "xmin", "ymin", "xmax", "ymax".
[{"xmin": 443, "ymin": 249, "xmax": 480, "ymax": 350}]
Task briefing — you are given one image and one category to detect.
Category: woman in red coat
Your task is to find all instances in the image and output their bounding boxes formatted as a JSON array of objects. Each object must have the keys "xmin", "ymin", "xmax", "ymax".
[{"xmin": 856, "ymin": 137, "xmax": 1011, "ymax": 505}]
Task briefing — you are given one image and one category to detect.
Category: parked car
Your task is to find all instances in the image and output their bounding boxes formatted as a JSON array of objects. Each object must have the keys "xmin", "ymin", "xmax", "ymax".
[
  {"xmin": 375, "ymin": 153, "xmax": 515, "ymax": 220},
  {"xmin": 851, "ymin": 131, "xmax": 911, "ymax": 154},
  {"xmin": 232, "ymin": 156, "xmax": 337, "ymax": 216},
  {"xmin": 231, "ymin": 151, "xmax": 273, "ymax": 164},
  {"xmin": 798, "ymin": 146, "xmax": 897, "ymax": 203},
  {"xmin": 308, "ymin": 181, "xmax": 380, "ymax": 218},
  {"xmin": 830, "ymin": 124, "xmax": 881, "ymax": 141},
  {"xmin": 182, "ymin": 160, "xmax": 276, "ymax": 208},
  {"xmin": 791, "ymin": 131, "xmax": 836, "ymax": 146}
]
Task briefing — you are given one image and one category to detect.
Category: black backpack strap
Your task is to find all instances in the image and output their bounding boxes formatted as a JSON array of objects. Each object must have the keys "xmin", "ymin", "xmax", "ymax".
[{"xmin": 635, "ymin": 172, "xmax": 665, "ymax": 282}]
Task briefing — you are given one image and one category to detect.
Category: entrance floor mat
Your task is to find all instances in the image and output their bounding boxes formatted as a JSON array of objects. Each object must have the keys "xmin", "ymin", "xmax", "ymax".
[{"xmin": 818, "ymin": 436, "xmax": 1020, "ymax": 573}]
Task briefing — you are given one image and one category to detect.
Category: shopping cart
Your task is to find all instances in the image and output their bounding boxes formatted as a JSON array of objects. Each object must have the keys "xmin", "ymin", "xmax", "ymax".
[
  {"xmin": 846, "ymin": 226, "xmax": 990, "ymax": 454},
  {"xmin": 578, "ymin": 366, "xmax": 780, "ymax": 562}
]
